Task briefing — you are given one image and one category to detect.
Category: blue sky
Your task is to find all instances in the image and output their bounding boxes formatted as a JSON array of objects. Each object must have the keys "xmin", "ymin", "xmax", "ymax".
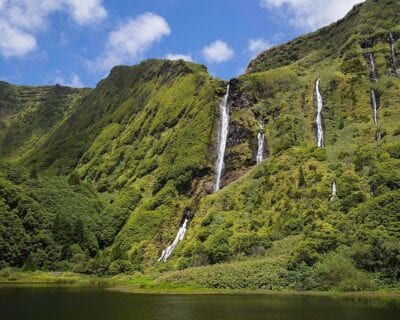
[{"xmin": 0, "ymin": 0, "xmax": 364, "ymax": 87}]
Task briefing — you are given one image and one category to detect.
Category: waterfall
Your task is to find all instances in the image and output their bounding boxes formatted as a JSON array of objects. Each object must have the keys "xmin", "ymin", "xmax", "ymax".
[
  {"xmin": 315, "ymin": 78, "xmax": 324, "ymax": 148},
  {"xmin": 376, "ymin": 131, "xmax": 382, "ymax": 142},
  {"xmin": 390, "ymin": 33, "xmax": 399, "ymax": 74},
  {"xmin": 366, "ymin": 52, "xmax": 381, "ymax": 142},
  {"xmin": 256, "ymin": 133, "xmax": 265, "ymax": 164},
  {"xmin": 158, "ymin": 218, "xmax": 189, "ymax": 262},
  {"xmin": 330, "ymin": 181, "xmax": 337, "ymax": 202},
  {"xmin": 371, "ymin": 89, "xmax": 381, "ymax": 142},
  {"xmin": 367, "ymin": 53, "xmax": 378, "ymax": 82},
  {"xmin": 256, "ymin": 123, "xmax": 265, "ymax": 164},
  {"xmin": 371, "ymin": 89, "xmax": 378, "ymax": 127},
  {"xmin": 214, "ymin": 85, "xmax": 230, "ymax": 192}
]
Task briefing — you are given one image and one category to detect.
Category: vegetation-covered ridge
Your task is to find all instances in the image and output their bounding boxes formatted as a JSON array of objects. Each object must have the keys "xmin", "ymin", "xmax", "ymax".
[
  {"xmin": 1, "ymin": 0, "xmax": 400, "ymax": 292},
  {"xmin": 0, "ymin": 81, "xmax": 89, "ymax": 159}
]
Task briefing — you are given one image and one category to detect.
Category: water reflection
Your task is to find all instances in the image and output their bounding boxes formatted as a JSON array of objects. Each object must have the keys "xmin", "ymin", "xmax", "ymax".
[{"xmin": 0, "ymin": 286, "xmax": 399, "ymax": 320}]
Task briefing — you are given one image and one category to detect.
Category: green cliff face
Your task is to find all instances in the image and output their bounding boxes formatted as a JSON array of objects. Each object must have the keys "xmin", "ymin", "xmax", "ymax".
[
  {"xmin": 0, "ymin": 59, "xmax": 223, "ymax": 273},
  {"xmin": 0, "ymin": 82, "xmax": 89, "ymax": 159},
  {"xmin": 1, "ymin": 0, "xmax": 399, "ymax": 291}
]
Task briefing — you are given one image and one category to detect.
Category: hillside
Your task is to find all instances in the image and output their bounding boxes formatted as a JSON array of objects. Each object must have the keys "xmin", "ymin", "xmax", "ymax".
[
  {"xmin": 0, "ymin": 82, "xmax": 89, "ymax": 159},
  {"xmin": 1, "ymin": 0, "xmax": 399, "ymax": 291},
  {"xmin": 1, "ymin": 59, "xmax": 223, "ymax": 273}
]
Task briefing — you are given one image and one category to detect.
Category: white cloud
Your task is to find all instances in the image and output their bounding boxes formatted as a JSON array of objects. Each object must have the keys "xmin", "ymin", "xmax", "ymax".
[
  {"xmin": 260, "ymin": 0, "xmax": 365, "ymax": 30},
  {"xmin": 3, "ymin": 1, "xmax": 60, "ymax": 31},
  {"xmin": 165, "ymin": 53, "xmax": 193, "ymax": 62},
  {"xmin": 54, "ymin": 73, "xmax": 85, "ymax": 87},
  {"xmin": 0, "ymin": 0, "xmax": 107, "ymax": 58},
  {"xmin": 202, "ymin": 40, "xmax": 234, "ymax": 64},
  {"xmin": 248, "ymin": 38, "xmax": 273, "ymax": 57},
  {"xmin": 89, "ymin": 12, "xmax": 171, "ymax": 73},
  {"xmin": 65, "ymin": 0, "xmax": 107, "ymax": 25},
  {"xmin": 0, "ymin": 20, "xmax": 37, "ymax": 57}
]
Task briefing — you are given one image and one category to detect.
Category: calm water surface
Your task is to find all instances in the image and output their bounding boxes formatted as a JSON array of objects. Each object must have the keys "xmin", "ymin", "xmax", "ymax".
[{"xmin": 0, "ymin": 286, "xmax": 399, "ymax": 320}]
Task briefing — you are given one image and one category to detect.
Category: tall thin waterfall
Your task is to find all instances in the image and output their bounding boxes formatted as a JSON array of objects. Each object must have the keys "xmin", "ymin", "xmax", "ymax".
[
  {"xmin": 390, "ymin": 33, "xmax": 399, "ymax": 74},
  {"xmin": 330, "ymin": 181, "xmax": 337, "ymax": 202},
  {"xmin": 367, "ymin": 53, "xmax": 378, "ymax": 82},
  {"xmin": 158, "ymin": 218, "xmax": 189, "ymax": 262},
  {"xmin": 371, "ymin": 89, "xmax": 378, "ymax": 126},
  {"xmin": 371, "ymin": 89, "xmax": 381, "ymax": 141},
  {"xmin": 315, "ymin": 78, "xmax": 324, "ymax": 148},
  {"xmin": 256, "ymin": 123, "xmax": 265, "ymax": 164},
  {"xmin": 214, "ymin": 85, "xmax": 230, "ymax": 192}
]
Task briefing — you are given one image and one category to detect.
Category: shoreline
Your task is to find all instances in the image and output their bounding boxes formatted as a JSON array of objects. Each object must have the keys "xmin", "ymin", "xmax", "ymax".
[
  {"xmin": 107, "ymin": 286, "xmax": 400, "ymax": 299},
  {"xmin": 1, "ymin": 271, "xmax": 399, "ymax": 299},
  {"xmin": 1, "ymin": 281, "xmax": 400, "ymax": 300}
]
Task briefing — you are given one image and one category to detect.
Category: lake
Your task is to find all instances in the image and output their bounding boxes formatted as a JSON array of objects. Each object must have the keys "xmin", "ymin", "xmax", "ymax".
[{"xmin": 0, "ymin": 286, "xmax": 399, "ymax": 320}]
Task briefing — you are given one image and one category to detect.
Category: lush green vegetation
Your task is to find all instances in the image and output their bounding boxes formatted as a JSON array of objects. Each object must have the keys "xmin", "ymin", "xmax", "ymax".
[
  {"xmin": 1, "ymin": 60, "xmax": 222, "ymax": 274},
  {"xmin": 0, "ymin": 161, "xmax": 105, "ymax": 271},
  {"xmin": 0, "ymin": 0, "xmax": 399, "ymax": 293},
  {"xmin": 247, "ymin": 0, "xmax": 400, "ymax": 73},
  {"xmin": 0, "ymin": 81, "xmax": 89, "ymax": 159}
]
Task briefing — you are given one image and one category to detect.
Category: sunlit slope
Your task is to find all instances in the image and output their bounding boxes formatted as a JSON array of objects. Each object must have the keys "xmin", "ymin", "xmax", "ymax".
[
  {"xmin": 164, "ymin": 0, "xmax": 400, "ymax": 290},
  {"xmin": 0, "ymin": 82, "xmax": 88, "ymax": 158},
  {"xmin": 1, "ymin": 59, "xmax": 224, "ymax": 272}
]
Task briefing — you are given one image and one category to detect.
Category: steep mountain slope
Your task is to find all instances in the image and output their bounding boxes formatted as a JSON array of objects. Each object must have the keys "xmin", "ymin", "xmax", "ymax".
[
  {"xmin": 0, "ymin": 0, "xmax": 399, "ymax": 291},
  {"xmin": 0, "ymin": 82, "xmax": 89, "ymax": 159},
  {"xmin": 161, "ymin": 0, "xmax": 400, "ymax": 289},
  {"xmin": 248, "ymin": 0, "xmax": 400, "ymax": 73},
  {"xmin": 1, "ymin": 59, "xmax": 223, "ymax": 272}
]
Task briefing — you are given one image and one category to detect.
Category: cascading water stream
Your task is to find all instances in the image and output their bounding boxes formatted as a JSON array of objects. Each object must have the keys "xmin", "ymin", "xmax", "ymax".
[
  {"xmin": 214, "ymin": 85, "xmax": 230, "ymax": 192},
  {"xmin": 256, "ymin": 123, "xmax": 265, "ymax": 164},
  {"xmin": 365, "ymin": 52, "xmax": 381, "ymax": 141},
  {"xmin": 158, "ymin": 218, "xmax": 189, "ymax": 262},
  {"xmin": 390, "ymin": 33, "xmax": 399, "ymax": 74},
  {"xmin": 371, "ymin": 89, "xmax": 381, "ymax": 142},
  {"xmin": 367, "ymin": 53, "xmax": 378, "ymax": 82},
  {"xmin": 315, "ymin": 78, "xmax": 324, "ymax": 148},
  {"xmin": 330, "ymin": 181, "xmax": 337, "ymax": 202},
  {"xmin": 371, "ymin": 89, "xmax": 378, "ymax": 127},
  {"xmin": 158, "ymin": 86, "xmax": 231, "ymax": 262}
]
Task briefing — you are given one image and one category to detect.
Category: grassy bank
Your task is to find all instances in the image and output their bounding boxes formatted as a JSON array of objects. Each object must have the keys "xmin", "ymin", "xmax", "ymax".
[
  {"xmin": 1, "ymin": 269, "xmax": 400, "ymax": 301},
  {"xmin": 0, "ymin": 269, "xmax": 133, "ymax": 286}
]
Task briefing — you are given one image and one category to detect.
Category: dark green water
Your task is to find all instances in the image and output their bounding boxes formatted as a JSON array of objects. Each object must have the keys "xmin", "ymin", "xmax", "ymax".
[{"xmin": 1, "ymin": 286, "xmax": 399, "ymax": 320}]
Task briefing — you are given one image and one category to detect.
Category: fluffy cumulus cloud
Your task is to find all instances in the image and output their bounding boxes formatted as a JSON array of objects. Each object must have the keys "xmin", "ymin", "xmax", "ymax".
[
  {"xmin": 260, "ymin": 0, "xmax": 365, "ymax": 30},
  {"xmin": 90, "ymin": 13, "xmax": 171, "ymax": 73},
  {"xmin": 248, "ymin": 38, "xmax": 273, "ymax": 57},
  {"xmin": 164, "ymin": 53, "xmax": 193, "ymax": 62},
  {"xmin": 65, "ymin": 0, "xmax": 107, "ymax": 25},
  {"xmin": 0, "ymin": 20, "xmax": 37, "ymax": 57},
  {"xmin": 202, "ymin": 40, "xmax": 234, "ymax": 64},
  {"xmin": 0, "ymin": 0, "xmax": 107, "ymax": 58}
]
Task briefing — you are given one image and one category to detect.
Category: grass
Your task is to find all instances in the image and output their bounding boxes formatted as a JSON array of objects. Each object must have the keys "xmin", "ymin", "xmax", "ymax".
[
  {"xmin": 2, "ymin": 269, "xmax": 400, "ymax": 301},
  {"xmin": 0, "ymin": 269, "xmax": 141, "ymax": 286}
]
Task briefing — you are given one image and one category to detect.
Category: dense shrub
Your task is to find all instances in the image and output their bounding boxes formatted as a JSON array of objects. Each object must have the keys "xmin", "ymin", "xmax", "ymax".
[{"xmin": 314, "ymin": 251, "xmax": 375, "ymax": 291}]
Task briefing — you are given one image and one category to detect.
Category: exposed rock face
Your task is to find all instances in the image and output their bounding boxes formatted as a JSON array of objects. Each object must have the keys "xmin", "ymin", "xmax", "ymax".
[
  {"xmin": 228, "ymin": 78, "xmax": 254, "ymax": 110},
  {"xmin": 217, "ymin": 79, "xmax": 260, "ymax": 189}
]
